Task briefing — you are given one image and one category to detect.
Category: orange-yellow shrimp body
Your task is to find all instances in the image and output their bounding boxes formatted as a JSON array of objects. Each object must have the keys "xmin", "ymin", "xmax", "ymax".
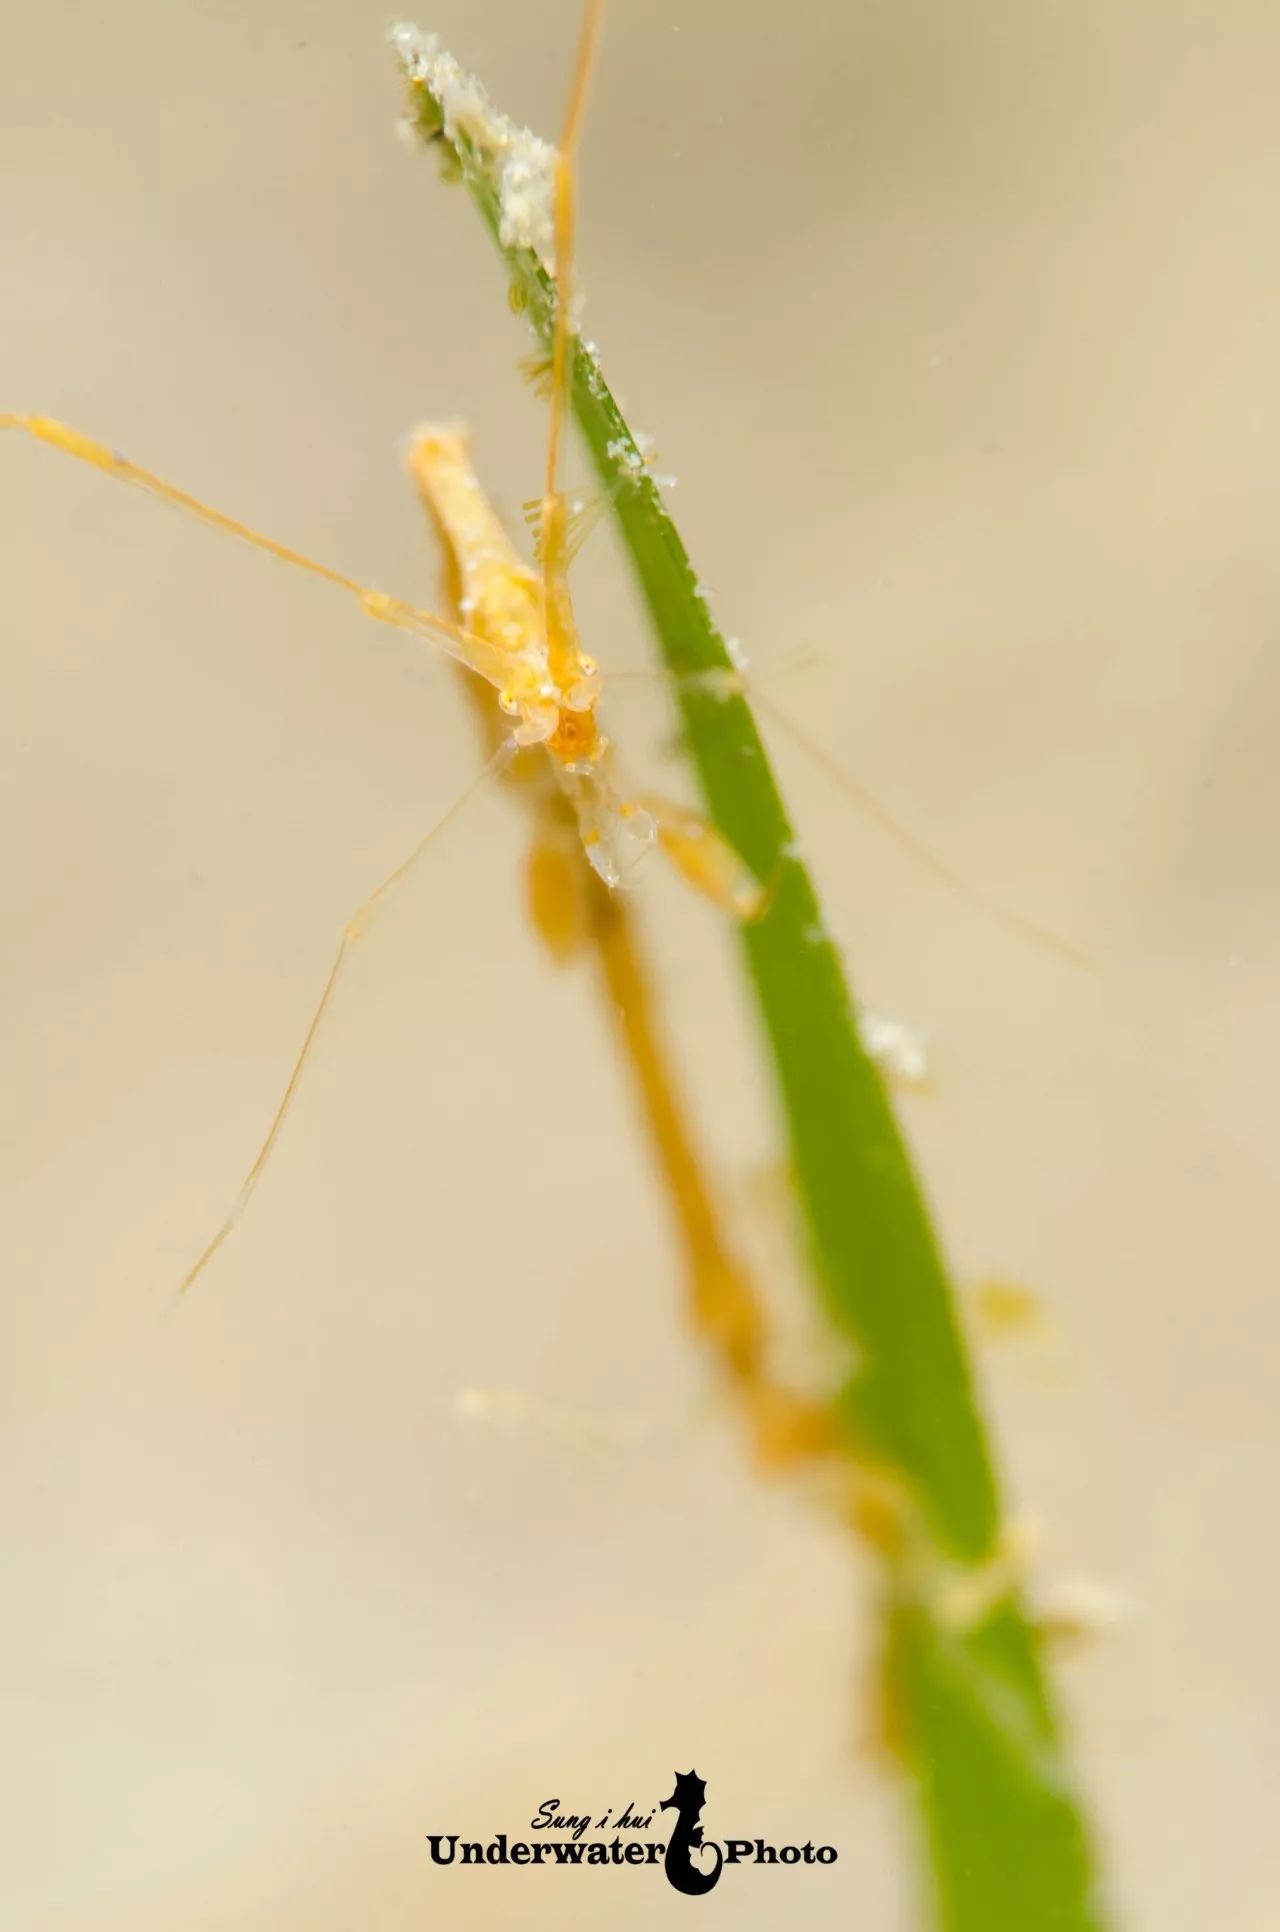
[{"xmin": 409, "ymin": 422, "xmax": 665, "ymax": 890}]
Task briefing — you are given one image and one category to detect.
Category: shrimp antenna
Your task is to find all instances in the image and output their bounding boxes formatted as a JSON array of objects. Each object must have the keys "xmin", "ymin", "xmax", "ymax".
[
  {"xmin": 542, "ymin": 0, "xmax": 605, "ymax": 517},
  {"xmin": 171, "ymin": 734, "xmax": 518, "ymax": 1304},
  {"xmin": 0, "ymin": 414, "xmax": 513, "ymax": 690},
  {"xmin": 749, "ymin": 687, "xmax": 1092, "ymax": 970},
  {"xmin": 607, "ymin": 664, "xmax": 1089, "ymax": 968},
  {"xmin": 532, "ymin": 0, "xmax": 606, "ymax": 699}
]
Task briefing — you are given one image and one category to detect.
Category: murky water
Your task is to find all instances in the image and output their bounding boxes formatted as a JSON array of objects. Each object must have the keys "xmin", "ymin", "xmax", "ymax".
[{"xmin": 4, "ymin": 3, "xmax": 1278, "ymax": 1927}]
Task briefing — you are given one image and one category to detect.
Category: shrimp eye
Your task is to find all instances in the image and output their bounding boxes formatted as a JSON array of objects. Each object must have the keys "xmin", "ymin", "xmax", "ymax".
[
  {"xmin": 578, "ymin": 653, "xmax": 597, "ymax": 677},
  {"xmin": 499, "ymin": 690, "xmax": 520, "ymax": 715}
]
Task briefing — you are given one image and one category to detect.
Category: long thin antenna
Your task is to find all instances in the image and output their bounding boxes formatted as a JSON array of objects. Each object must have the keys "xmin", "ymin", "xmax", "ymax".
[
  {"xmin": 751, "ymin": 688, "xmax": 1092, "ymax": 970},
  {"xmin": 171, "ymin": 736, "xmax": 517, "ymax": 1303},
  {"xmin": 2, "ymin": 414, "xmax": 510, "ymax": 688},
  {"xmin": 542, "ymin": 0, "xmax": 605, "ymax": 514},
  {"xmin": 606, "ymin": 664, "xmax": 1089, "ymax": 968}
]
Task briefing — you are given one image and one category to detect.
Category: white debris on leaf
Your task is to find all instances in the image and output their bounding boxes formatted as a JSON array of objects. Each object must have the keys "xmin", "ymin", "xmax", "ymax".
[
  {"xmin": 577, "ymin": 337, "xmax": 606, "ymax": 397},
  {"xmin": 934, "ymin": 1519, "xmax": 1039, "ymax": 1632},
  {"xmin": 605, "ymin": 435, "xmax": 645, "ymax": 481},
  {"xmin": 859, "ymin": 1009, "xmax": 930, "ymax": 1087},
  {"xmin": 603, "ymin": 425, "xmax": 678, "ymax": 491},
  {"xmin": 684, "ymin": 665, "xmax": 742, "ymax": 703},
  {"xmin": 499, "ymin": 144, "xmax": 558, "ymax": 267},
  {"xmin": 390, "ymin": 23, "xmax": 559, "ymax": 271}
]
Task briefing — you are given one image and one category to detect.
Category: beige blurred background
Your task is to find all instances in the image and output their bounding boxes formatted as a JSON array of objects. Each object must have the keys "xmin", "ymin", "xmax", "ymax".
[{"xmin": 4, "ymin": 0, "xmax": 1279, "ymax": 1926}]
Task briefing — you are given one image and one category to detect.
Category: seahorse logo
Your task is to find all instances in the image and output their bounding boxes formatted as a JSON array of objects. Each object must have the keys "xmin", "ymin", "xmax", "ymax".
[{"xmin": 660, "ymin": 1769, "xmax": 723, "ymax": 1896}]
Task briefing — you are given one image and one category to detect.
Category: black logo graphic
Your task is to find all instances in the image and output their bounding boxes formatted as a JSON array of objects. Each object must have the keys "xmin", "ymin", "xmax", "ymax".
[
  {"xmin": 425, "ymin": 1766, "xmax": 837, "ymax": 1893},
  {"xmin": 660, "ymin": 1769, "xmax": 723, "ymax": 1896}
]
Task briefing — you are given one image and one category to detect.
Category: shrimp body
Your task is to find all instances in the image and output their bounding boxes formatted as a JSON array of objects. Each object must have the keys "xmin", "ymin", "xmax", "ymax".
[{"xmin": 408, "ymin": 422, "xmax": 656, "ymax": 887}]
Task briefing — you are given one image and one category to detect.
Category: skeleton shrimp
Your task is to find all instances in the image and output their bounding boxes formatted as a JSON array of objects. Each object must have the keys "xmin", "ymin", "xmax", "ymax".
[
  {"xmin": 3, "ymin": 0, "xmax": 1082, "ymax": 1307},
  {"xmin": 1, "ymin": 0, "xmax": 772, "ymax": 1300}
]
